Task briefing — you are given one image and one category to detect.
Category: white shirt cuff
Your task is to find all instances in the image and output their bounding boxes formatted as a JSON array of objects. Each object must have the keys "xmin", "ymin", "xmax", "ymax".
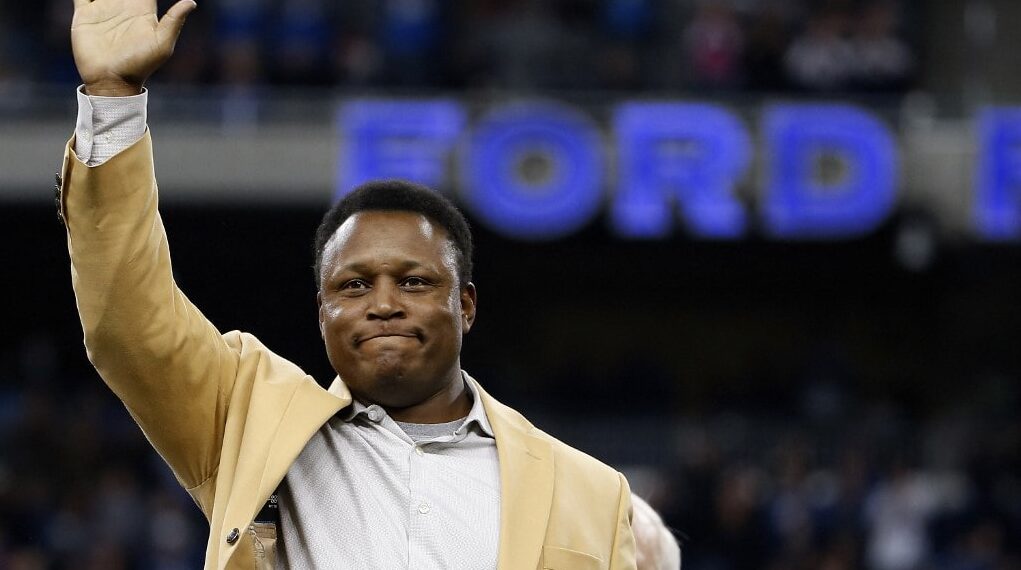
[{"xmin": 75, "ymin": 86, "xmax": 148, "ymax": 166}]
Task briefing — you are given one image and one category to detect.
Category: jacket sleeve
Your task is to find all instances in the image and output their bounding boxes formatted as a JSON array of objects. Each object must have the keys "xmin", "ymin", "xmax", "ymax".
[
  {"xmin": 609, "ymin": 472, "xmax": 637, "ymax": 569},
  {"xmin": 62, "ymin": 132, "xmax": 236, "ymax": 492}
]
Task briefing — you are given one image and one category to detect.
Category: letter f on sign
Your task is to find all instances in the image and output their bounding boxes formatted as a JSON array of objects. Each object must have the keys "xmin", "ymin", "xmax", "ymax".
[{"xmin": 337, "ymin": 100, "xmax": 465, "ymax": 198}]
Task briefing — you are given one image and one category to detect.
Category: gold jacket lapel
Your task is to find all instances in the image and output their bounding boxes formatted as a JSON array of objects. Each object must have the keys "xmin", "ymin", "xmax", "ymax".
[
  {"xmin": 221, "ymin": 377, "xmax": 349, "ymax": 566},
  {"xmin": 258, "ymin": 379, "xmax": 350, "ymax": 504},
  {"xmin": 475, "ymin": 380, "xmax": 554, "ymax": 570}
]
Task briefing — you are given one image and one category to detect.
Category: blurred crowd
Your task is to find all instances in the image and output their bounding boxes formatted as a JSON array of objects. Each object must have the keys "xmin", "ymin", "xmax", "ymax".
[
  {"xmin": 647, "ymin": 390, "xmax": 1021, "ymax": 570},
  {"xmin": 1, "ymin": 335, "xmax": 1018, "ymax": 570},
  {"xmin": 0, "ymin": 0, "xmax": 916, "ymax": 94}
]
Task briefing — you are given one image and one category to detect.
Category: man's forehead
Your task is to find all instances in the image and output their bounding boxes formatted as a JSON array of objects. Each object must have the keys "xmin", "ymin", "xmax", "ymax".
[
  {"xmin": 323, "ymin": 210, "xmax": 456, "ymax": 269},
  {"xmin": 328, "ymin": 211, "xmax": 437, "ymax": 249}
]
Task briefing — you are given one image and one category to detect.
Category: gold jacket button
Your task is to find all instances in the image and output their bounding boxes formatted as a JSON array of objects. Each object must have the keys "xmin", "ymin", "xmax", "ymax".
[{"xmin": 226, "ymin": 527, "xmax": 240, "ymax": 545}]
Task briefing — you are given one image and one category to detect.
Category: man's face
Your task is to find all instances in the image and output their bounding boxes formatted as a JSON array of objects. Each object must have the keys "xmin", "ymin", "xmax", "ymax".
[{"xmin": 317, "ymin": 211, "xmax": 476, "ymax": 409}]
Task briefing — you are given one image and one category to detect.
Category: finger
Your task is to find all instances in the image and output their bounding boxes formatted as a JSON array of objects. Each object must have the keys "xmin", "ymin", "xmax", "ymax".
[{"xmin": 156, "ymin": 0, "xmax": 197, "ymax": 49}]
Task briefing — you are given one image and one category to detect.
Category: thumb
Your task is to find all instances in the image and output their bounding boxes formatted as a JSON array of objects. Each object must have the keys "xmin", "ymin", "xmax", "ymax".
[{"xmin": 156, "ymin": 0, "xmax": 197, "ymax": 51}]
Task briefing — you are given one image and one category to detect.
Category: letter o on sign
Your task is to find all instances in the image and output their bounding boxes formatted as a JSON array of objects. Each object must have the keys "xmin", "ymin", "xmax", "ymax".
[{"xmin": 459, "ymin": 103, "xmax": 605, "ymax": 240}]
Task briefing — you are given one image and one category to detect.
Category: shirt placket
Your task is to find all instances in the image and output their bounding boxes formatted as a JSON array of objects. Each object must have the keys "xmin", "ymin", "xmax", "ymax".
[{"xmin": 407, "ymin": 438, "xmax": 432, "ymax": 566}]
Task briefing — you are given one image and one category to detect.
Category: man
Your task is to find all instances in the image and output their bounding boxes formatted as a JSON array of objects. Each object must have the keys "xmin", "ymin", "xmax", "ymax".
[
  {"xmin": 61, "ymin": 0, "xmax": 637, "ymax": 568},
  {"xmin": 632, "ymin": 496, "xmax": 682, "ymax": 570}
]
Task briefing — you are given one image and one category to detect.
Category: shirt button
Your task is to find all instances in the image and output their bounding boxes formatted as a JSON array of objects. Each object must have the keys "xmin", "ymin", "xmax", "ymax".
[
  {"xmin": 415, "ymin": 446, "xmax": 424, "ymax": 456},
  {"xmin": 367, "ymin": 408, "xmax": 383, "ymax": 422},
  {"xmin": 226, "ymin": 527, "xmax": 240, "ymax": 544},
  {"xmin": 418, "ymin": 503, "xmax": 431, "ymax": 514}
]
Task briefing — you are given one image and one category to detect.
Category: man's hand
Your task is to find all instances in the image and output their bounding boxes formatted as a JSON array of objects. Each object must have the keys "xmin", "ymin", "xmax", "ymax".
[{"xmin": 71, "ymin": 0, "xmax": 197, "ymax": 97}]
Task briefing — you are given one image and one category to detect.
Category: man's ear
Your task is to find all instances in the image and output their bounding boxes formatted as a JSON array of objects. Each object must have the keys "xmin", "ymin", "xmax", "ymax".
[
  {"xmin": 460, "ymin": 282, "xmax": 477, "ymax": 333},
  {"xmin": 317, "ymin": 291, "xmax": 326, "ymax": 338}
]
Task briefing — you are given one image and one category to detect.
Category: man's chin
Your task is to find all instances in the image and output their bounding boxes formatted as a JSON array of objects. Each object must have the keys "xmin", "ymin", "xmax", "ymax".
[{"xmin": 348, "ymin": 365, "xmax": 414, "ymax": 400}]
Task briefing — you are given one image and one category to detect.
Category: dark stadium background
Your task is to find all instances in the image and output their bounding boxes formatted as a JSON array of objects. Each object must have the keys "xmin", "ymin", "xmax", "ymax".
[{"xmin": 2, "ymin": 1, "xmax": 1021, "ymax": 569}]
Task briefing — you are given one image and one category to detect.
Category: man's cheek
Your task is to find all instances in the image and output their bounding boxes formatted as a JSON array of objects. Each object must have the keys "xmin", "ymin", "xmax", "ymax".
[{"xmin": 324, "ymin": 327, "xmax": 350, "ymax": 357}]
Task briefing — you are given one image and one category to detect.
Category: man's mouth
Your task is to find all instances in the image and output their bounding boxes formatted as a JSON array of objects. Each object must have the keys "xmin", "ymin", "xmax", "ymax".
[{"xmin": 357, "ymin": 332, "xmax": 420, "ymax": 345}]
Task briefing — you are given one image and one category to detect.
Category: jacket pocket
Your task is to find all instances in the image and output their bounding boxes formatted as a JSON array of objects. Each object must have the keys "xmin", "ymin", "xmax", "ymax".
[
  {"xmin": 542, "ymin": 546, "xmax": 604, "ymax": 570},
  {"xmin": 249, "ymin": 522, "xmax": 278, "ymax": 570}
]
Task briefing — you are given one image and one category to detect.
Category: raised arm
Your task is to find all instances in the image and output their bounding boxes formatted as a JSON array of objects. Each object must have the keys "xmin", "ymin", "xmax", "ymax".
[{"xmin": 64, "ymin": 0, "xmax": 239, "ymax": 502}]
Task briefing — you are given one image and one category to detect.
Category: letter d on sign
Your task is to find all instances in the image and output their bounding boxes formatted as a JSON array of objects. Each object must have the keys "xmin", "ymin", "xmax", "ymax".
[{"xmin": 763, "ymin": 105, "xmax": 898, "ymax": 239}]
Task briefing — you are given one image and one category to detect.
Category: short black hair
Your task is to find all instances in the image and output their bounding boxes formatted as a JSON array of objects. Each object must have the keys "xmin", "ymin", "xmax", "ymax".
[{"xmin": 313, "ymin": 179, "xmax": 474, "ymax": 289}]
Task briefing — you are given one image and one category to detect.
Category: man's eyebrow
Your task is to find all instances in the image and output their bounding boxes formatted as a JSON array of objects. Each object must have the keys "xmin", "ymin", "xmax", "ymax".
[{"xmin": 334, "ymin": 260, "xmax": 429, "ymax": 275}]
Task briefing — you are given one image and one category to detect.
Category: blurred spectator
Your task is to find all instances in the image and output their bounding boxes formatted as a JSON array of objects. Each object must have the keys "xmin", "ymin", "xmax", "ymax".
[
  {"xmin": 683, "ymin": 1, "xmax": 746, "ymax": 90},
  {"xmin": 711, "ymin": 465, "xmax": 770, "ymax": 567},
  {"xmin": 597, "ymin": 0, "xmax": 657, "ymax": 90},
  {"xmin": 334, "ymin": 33, "xmax": 384, "ymax": 87},
  {"xmin": 852, "ymin": 2, "xmax": 914, "ymax": 92},
  {"xmin": 377, "ymin": 0, "xmax": 445, "ymax": 87},
  {"xmin": 863, "ymin": 462, "xmax": 944, "ymax": 570},
  {"xmin": 330, "ymin": 0, "xmax": 382, "ymax": 87},
  {"xmin": 744, "ymin": 2, "xmax": 791, "ymax": 91},
  {"xmin": 145, "ymin": 491, "xmax": 198, "ymax": 570},
  {"xmin": 215, "ymin": 0, "xmax": 268, "ymax": 86},
  {"xmin": 766, "ymin": 440, "xmax": 815, "ymax": 559},
  {"xmin": 602, "ymin": 0, "xmax": 655, "ymax": 41},
  {"xmin": 458, "ymin": 1, "xmax": 562, "ymax": 90},
  {"xmin": 785, "ymin": 8, "xmax": 856, "ymax": 91},
  {"xmin": 214, "ymin": 0, "xmax": 268, "ymax": 127},
  {"xmin": 940, "ymin": 520, "xmax": 1015, "ymax": 570},
  {"xmin": 270, "ymin": 0, "xmax": 334, "ymax": 86}
]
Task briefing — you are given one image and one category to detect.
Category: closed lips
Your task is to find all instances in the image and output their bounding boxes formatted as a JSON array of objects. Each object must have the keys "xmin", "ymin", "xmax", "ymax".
[{"xmin": 357, "ymin": 332, "xmax": 419, "ymax": 344}]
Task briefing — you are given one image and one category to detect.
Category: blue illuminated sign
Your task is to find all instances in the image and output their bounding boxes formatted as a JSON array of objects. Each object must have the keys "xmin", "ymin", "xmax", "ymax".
[{"xmin": 336, "ymin": 99, "xmax": 1015, "ymax": 243}]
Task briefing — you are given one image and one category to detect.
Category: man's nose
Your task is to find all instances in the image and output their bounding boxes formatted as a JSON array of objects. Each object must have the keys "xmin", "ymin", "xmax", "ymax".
[{"xmin": 367, "ymin": 281, "xmax": 406, "ymax": 320}]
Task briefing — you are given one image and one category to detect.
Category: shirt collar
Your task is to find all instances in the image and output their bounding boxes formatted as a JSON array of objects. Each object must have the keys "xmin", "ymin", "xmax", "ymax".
[
  {"xmin": 339, "ymin": 372, "xmax": 494, "ymax": 439},
  {"xmin": 459, "ymin": 374, "xmax": 495, "ymax": 438}
]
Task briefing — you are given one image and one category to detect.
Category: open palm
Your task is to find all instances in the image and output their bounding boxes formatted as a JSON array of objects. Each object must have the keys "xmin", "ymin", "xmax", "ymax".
[{"xmin": 71, "ymin": 0, "xmax": 196, "ymax": 93}]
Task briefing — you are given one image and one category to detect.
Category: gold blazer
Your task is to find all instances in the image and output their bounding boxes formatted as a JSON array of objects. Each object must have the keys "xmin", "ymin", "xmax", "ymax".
[{"xmin": 59, "ymin": 133, "xmax": 636, "ymax": 570}]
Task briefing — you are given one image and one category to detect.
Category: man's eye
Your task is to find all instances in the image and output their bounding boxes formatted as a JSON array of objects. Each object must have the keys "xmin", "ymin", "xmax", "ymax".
[
  {"xmin": 402, "ymin": 277, "xmax": 429, "ymax": 287},
  {"xmin": 340, "ymin": 279, "xmax": 369, "ymax": 290}
]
